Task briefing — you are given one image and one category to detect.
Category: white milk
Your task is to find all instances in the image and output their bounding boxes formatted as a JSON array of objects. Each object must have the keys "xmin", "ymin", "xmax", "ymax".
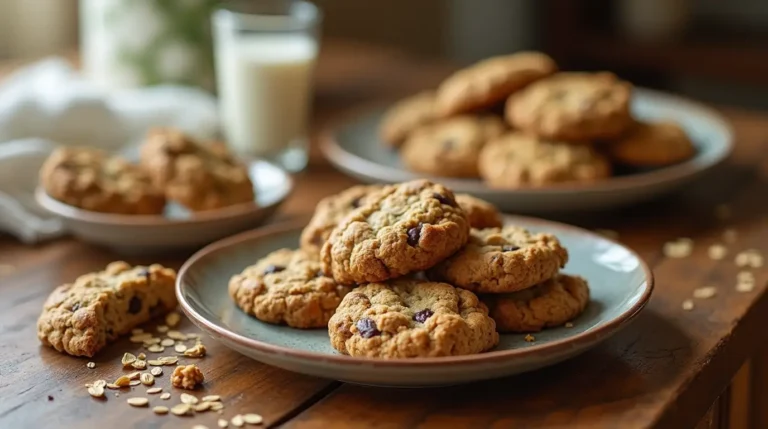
[{"xmin": 215, "ymin": 34, "xmax": 317, "ymax": 158}]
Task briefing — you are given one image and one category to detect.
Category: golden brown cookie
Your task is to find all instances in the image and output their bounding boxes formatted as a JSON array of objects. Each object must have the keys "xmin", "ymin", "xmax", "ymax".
[
  {"xmin": 481, "ymin": 274, "xmax": 589, "ymax": 333},
  {"xmin": 605, "ymin": 120, "xmax": 696, "ymax": 167},
  {"xmin": 428, "ymin": 226, "xmax": 568, "ymax": 293},
  {"xmin": 400, "ymin": 115, "xmax": 506, "ymax": 178},
  {"xmin": 39, "ymin": 147, "xmax": 165, "ymax": 215},
  {"xmin": 321, "ymin": 180, "xmax": 470, "ymax": 285},
  {"xmin": 455, "ymin": 194, "xmax": 503, "ymax": 229},
  {"xmin": 140, "ymin": 128, "xmax": 254, "ymax": 211},
  {"xmin": 378, "ymin": 91, "xmax": 438, "ymax": 148},
  {"xmin": 478, "ymin": 132, "xmax": 611, "ymax": 188},
  {"xmin": 328, "ymin": 280, "xmax": 499, "ymax": 358},
  {"xmin": 506, "ymin": 72, "xmax": 633, "ymax": 141},
  {"xmin": 436, "ymin": 52, "xmax": 557, "ymax": 116}
]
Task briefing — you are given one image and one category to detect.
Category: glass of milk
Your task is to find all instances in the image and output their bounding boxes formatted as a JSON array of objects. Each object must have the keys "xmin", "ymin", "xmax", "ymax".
[{"xmin": 212, "ymin": 0, "xmax": 320, "ymax": 172}]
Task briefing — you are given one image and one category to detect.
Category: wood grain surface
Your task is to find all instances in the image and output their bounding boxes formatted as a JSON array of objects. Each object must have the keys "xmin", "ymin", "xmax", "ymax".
[{"xmin": 1, "ymin": 41, "xmax": 767, "ymax": 429}]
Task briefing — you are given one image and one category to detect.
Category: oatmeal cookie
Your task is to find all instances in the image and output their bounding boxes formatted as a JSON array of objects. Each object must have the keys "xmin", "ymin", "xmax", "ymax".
[
  {"xmin": 229, "ymin": 248, "xmax": 352, "ymax": 328},
  {"xmin": 478, "ymin": 132, "xmax": 611, "ymax": 188},
  {"xmin": 321, "ymin": 180, "xmax": 470, "ymax": 285},
  {"xmin": 140, "ymin": 128, "xmax": 254, "ymax": 211},
  {"xmin": 379, "ymin": 91, "xmax": 438, "ymax": 147},
  {"xmin": 481, "ymin": 274, "xmax": 589, "ymax": 332},
  {"xmin": 39, "ymin": 147, "xmax": 165, "ymax": 214},
  {"xmin": 328, "ymin": 280, "xmax": 498, "ymax": 358},
  {"xmin": 37, "ymin": 262, "xmax": 177, "ymax": 357},
  {"xmin": 400, "ymin": 115, "xmax": 506, "ymax": 178},
  {"xmin": 428, "ymin": 226, "xmax": 568, "ymax": 293},
  {"xmin": 605, "ymin": 121, "xmax": 696, "ymax": 166},
  {"xmin": 506, "ymin": 72, "xmax": 633, "ymax": 141},
  {"xmin": 455, "ymin": 194, "xmax": 503, "ymax": 229},
  {"xmin": 436, "ymin": 52, "xmax": 557, "ymax": 116}
]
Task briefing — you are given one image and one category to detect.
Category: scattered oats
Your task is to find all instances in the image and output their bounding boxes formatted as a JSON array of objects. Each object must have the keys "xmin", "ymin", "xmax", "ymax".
[
  {"xmin": 86, "ymin": 361, "xmax": 96, "ymax": 369},
  {"xmin": 738, "ymin": 270, "xmax": 756, "ymax": 282},
  {"xmin": 218, "ymin": 419, "xmax": 229, "ymax": 428},
  {"xmin": 87, "ymin": 385, "xmax": 105, "ymax": 398},
  {"xmin": 564, "ymin": 322, "xmax": 574, "ymax": 328},
  {"xmin": 708, "ymin": 244, "xmax": 728, "ymax": 260},
  {"xmin": 202, "ymin": 395, "xmax": 221, "ymax": 402},
  {"xmin": 143, "ymin": 337, "xmax": 162, "ymax": 345},
  {"xmin": 140, "ymin": 373, "xmax": 155, "ymax": 386},
  {"xmin": 137, "ymin": 352, "xmax": 146, "ymax": 360},
  {"xmin": 153, "ymin": 405, "xmax": 169, "ymax": 415},
  {"xmin": 114, "ymin": 376, "xmax": 132, "ymax": 387},
  {"xmin": 663, "ymin": 238, "xmax": 693, "ymax": 258},
  {"xmin": 148, "ymin": 344, "xmax": 165, "ymax": 353},
  {"xmin": 735, "ymin": 249, "xmax": 764, "ymax": 268},
  {"xmin": 594, "ymin": 229, "xmax": 619, "ymax": 240},
  {"xmin": 160, "ymin": 392, "xmax": 171, "ymax": 400},
  {"xmin": 184, "ymin": 344, "xmax": 207, "ymax": 358},
  {"xmin": 161, "ymin": 338, "xmax": 175, "ymax": 347},
  {"xmin": 129, "ymin": 380, "xmax": 141, "ymax": 387},
  {"xmin": 682, "ymin": 299, "xmax": 694, "ymax": 311},
  {"xmin": 524, "ymin": 334, "xmax": 535, "ymax": 343},
  {"xmin": 187, "ymin": 333, "xmax": 201, "ymax": 339},
  {"xmin": 715, "ymin": 204, "xmax": 731, "ymax": 220},
  {"xmin": 693, "ymin": 286, "xmax": 717, "ymax": 299},
  {"xmin": 723, "ymin": 229, "xmax": 738, "ymax": 243},
  {"xmin": 193, "ymin": 401, "xmax": 212, "ymax": 412},
  {"xmin": 193, "ymin": 426, "xmax": 210, "ymax": 429},
  {"xmin": 166, "ymin": 312, "xmax": 182, "ymax": 328},
  {"xmin": 175, "ymin": 344, "xmax": 188, "ymax": 353},
  {"xmin": 131, "ymin": 328, "xmax": 144, "ymax": 335},
  {"xmin": 93, "ymin": 380, "xmax": 107, "ymax": 388},
  {"xmin": 132, "ymin": 360, "xmax": 147, "ymax": 370},
  {"xmin": 180, "ymin": 393, "xmax": 199, "ymax": 405},
  {"xmin": 737, "ymin": 282, "xmax": 756, "ymax": 293},
  {"xmin": 231, "ymin": 415, "xmax": 245, "ymax": 427},
  {"xmin": 243, "ymin": 414, "xmax": 263, "ymax": 425},
  {"xmin": 148, "ymin": 359, "xmax": 164, "ymax": 366},
  {"xmin": 151, "ymin": 367, "xmax": 163, "ymax": 376},
  {"xmin": 127, "ymin": 371, "xmax": 141, "ymax": 380},
  {"xmin": 106, "ymin": 383, "xmax": 120, "ymax": 390},
  {"xmin": 210, "ymin": 402, "xmax": 224, "ymax": 411},
  {"xmin": 167, "ymin": 330, "xmax": 187, "ymax": 341},
  {"xmin": 171, "ymin": 403, "xmax": 192, "ymax": 416},
  {"xmin": 121, "ymin": 352, "xmax": 137, "ymax": 367},
  {"xmin": 130, "ymin": 333, "xmax": 153, "ymax": 343},
  {"xmin": 157, "ymin": 325, "xmax": 170, "ymax": 334},
  {"xmin": 147, "ymin": 387, "xmax": 163, "ymax": 394},
  {"xmin": 127, "ymin": 397, "xmax": 149, "ymax": 407},
  {"xmin": 159, "ymin": 356, "xmax": 179, "ymax": 365}
]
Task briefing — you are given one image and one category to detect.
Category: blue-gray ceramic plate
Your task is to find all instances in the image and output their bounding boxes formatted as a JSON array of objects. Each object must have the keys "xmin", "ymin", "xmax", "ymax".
[
  {"xmin": 320, "ymin": 88, "xmax": 733, "ymax": 213},
  {"xmin": 177, "ymin": 215, "xmax": 653, "ymax": 387}
]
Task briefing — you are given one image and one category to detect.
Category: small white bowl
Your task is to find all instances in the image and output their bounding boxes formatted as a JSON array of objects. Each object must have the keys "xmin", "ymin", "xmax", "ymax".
[{"xmin": 36, "ymin": 159, "xmax": 293, "ymax": 254}]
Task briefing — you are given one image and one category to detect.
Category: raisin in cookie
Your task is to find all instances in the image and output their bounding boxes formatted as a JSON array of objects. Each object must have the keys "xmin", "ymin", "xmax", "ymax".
[
  {"xmin": 436, "ymin": 52, "xmax": 557, "ymax": 116},
  {"xmin": 605, "ymin": 121, "xmax": 696, "ymax": 167},
  {"xmin": 400, "ymin": 115, "xmax": 506, "ymax": 178},
  {"xmin": 229, "ymin": 249, "xmax": 352, "ymax": 328},
  {"xmin": 429, "ymin": 226, "xmax": 568, "ymax": 293},
  {"xmin": 140, "ymin": 128, "xmax": 254, "ymax": 211},
  {"xmin": 456, "ymin": 194, "xmax": 503, "ymax": 229},
  {"xmin": 321, "ymin": 180, "xmax": 470, "ymax": 285},
  {"xmin": 481, "ymin": 274, "xmax": 589, "ymax": 332},
  {"xmin": 39, "ymin": 147, "xmax": 165, "ymax": 214},
  {"xmin": 379, "ymin": 91, "xmax": 438, "ymax": 148},
  {"xmin": 478, "ymin": 132, "xmax": 611, "ymax": 188},
  {"xmin": 328, "ymin": 280, "xmax": 498, "ymax": 358},
  {"xmin": 506, "ymin": 72, "xmax": 632, "ymax": 141},
  {"xmin": 37, "ymin": 262, "xmax": 177, "ymax": 357},
  {"xmin": 300, "ymin": 185, "xmax": 383, "ymax": 255}
]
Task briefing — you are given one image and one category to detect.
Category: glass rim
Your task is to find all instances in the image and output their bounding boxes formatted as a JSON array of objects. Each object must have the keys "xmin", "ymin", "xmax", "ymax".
[{"xmin": 213, "ymin": 0, "xmax": 321, "ymax": 32}]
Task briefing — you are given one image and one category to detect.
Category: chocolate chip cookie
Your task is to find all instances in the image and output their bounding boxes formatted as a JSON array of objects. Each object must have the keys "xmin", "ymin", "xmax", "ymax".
[
  {"xmin": 605, "ymin": 120, "xmax": 696, "ymax": 167},
  {"xmin": 328, "ymin": 280, "xmax": 499, "ymax": 358},
  {"xmin": 506, "ymin": 72, "xmax": 633, "ymax": 141},
  {"xmin": 39, "ymin": 147, "xmax": 165, "ymax": 214},
  {"xmin": 379, "ymin": 91, "xmax": 438, "ymax": 148},
  {"xmin": 321, "ymin": 180, "xmax": 470, "ymax": 285},
  {"xmin": 400, "ymin": 115, "xmax": 506, "ymax": 178},
  {"xmin": 481, "ymin": 274, "xmax": 590, "ymax": 332},
  {"xmin": 455, "ymin": 194, "xmax": 503, "ymax": 229},
  {"xmin": 300, "ymin": 185, "xmax": 383, "ymax": 255},
  {"xmin": 229, "ymin": 249, "xmax": 352, "ymax": 328},
  {"xmin": 436, "ymin": 51, "xmax": 557, "ymax": 116},
  {"xmin": 478, "ymin": 132, "xmax": 611, "ymax": 188},
  {"xmin": 37, "ymin": 262, "xmax": 177, "ymax": 357},
  {"xmin": 429, "ymin": 226, "xmax": 568, "ymax": 293},
  {"xmin": 140, "ymin": 128, "xmax": 254, "ymax": 211}
]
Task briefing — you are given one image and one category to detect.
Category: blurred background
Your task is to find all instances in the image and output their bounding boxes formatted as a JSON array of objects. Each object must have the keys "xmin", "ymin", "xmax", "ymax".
[{"xmin": 0, "ymin": 0, "xmax": 766, "ymax": 109}]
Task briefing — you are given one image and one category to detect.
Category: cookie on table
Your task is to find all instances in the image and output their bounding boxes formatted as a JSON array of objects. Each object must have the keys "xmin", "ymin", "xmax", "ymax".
[
  {"xmin": 328, "ymin": 280, "xmax": 499, "ymax": 358},
  {"xmin": 321, "ymin": 180, "xmax": 470, "ymax": 285},
  {"xmin": 400, "ymin": 115, "xmax": 506, "ymax": 178},
  {"xmin": 605, "ymin": 121, "xmax": 696, "ymax": 167},
  {"xmin": 379, "ymin": 91, "xmax": 437, "ymax": 148},
  {"xmin": 229, "ymin": 248, "xmax": 352, "ymax": 329},
  {"xmin": 436, "ymin": 51, "xmax": 557, "ymax": 116},
  {"xmin": 140, "ymin": 128, "xmax": 254, "ymax": 211},
  {"xmin": 478, "ymin": 132, "xmax": 611, "ymax": 188},
  {"xmin": 506, "ymin": 72, "xmax": 633, "ymax": 141},
  {"xmin": 39, "ymin": 147, "xmax": 165, "ymax": 215},
  {"xmin": 428, "ymin": 226, "xmax": 568, "ymax": 293},
  {"xmin": 37, "ymin": 262, "xmax": 177, "ymax": 357},
  {"xmin": 481, "ymin": 274, "xmax": 590, "ymax": 333},
  {"xmin": 300, "ymin": 185, "xmax": 383, "ymax": 255},
  {"xmin": 455, "ymin": 193, "xmax": 503, "ymax": 229}
]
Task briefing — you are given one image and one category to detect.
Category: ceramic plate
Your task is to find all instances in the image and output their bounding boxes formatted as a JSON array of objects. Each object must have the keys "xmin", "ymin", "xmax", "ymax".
[
  {"xmin": 35, "ymin": 159, "xmax": 292, "ymax": 254},
  {"xmin": 321, "ymin": 88, "xmax": 733, "ymax": 213},
  {"xmin": 177, "ymin": 215, "xmax": 653, "ymax": 387}
]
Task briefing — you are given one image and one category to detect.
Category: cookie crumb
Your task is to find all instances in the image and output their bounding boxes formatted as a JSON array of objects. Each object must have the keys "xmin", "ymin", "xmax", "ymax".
[
  {"xmin": 564, "ymin": 322, "xmax": 574, "ymax": 328},
  {"xmin": 47, "ymin": 395, "xmax": 54, "ymax": 401},
  {"xmin": 714, "ymin": 204, "xmax": 731, "ymax": 220},
  {"xmin": 708, "ymin": 244, "xmax": 727, "ymax": 260},
  {"xmin": 663, "ymin": 238, "xmax": 693, "ymax": 258},
  {"xmin": 693, "ymin": 286, "xmax": 717, "ymax": 299},
  {"xmin": 86, "ymin": 362, "xmax": 96, "ymax": 369},
  {"xmin": 172, "ymin": 364, "xmax": 204, "ymax": 390},
  {"xmin": 723, "ymin": 229, "xmax": 738, "ymax": 243},
  {"xmin": 184, "ymin": 343, "xmax": 207, "ymax": 358},
  {"xmin": 682, "ymin": 299, "xmax": 694, "ymax": 311},
  {"xmin": 524, "ymin": 334, "xmax": 535, "ymax": 343}
]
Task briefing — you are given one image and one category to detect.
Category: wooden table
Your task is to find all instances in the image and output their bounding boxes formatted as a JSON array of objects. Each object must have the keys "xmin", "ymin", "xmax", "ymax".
[{"xmin": 1, "ymin": 41, "xmax": 767, "ymax": 429}]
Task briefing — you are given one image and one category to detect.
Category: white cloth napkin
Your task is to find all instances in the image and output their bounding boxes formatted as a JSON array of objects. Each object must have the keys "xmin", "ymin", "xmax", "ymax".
[{"xmin": 0, "ymin": 58, "xmax": 220, "ymax": 243}]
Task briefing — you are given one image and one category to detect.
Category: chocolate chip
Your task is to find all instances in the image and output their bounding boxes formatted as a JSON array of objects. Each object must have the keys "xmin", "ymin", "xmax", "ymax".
[
  {"xmin": 128, "ymin": 296, "xmax": 142, "ymax": 314},
  {"xmin": 71, "ymin": 302, "xmax": 81, "ymax": 312},
  {"xmin": 432, "ymin": 192, "xmax": 456, "ymax": 207},
  {"xmin": 263, "ymin": 265, "xmax": 285, "ymax": 275},
  {"xmin": 502, "ymin": 245, "xmax": 521, "ymax": 252},
  {"xmin": 407, "ymin": 223, "xmax": 423, "ymax": 246},
  {"xmin": 356, "ymin": 318, "xmax": 380, "ymax": 338},
  {"xmin": 413, "ymin": 309, "xmax": 434, "ymax": 323}
]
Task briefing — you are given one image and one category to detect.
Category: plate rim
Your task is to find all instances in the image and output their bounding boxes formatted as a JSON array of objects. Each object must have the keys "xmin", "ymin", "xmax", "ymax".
[
  {"xmin": 319, "ymin": 87, "xmax": 734, "ymax": 195},
  {"xmin": 176, "ymin": 215, "xmax": 655, "ymax": 368}
]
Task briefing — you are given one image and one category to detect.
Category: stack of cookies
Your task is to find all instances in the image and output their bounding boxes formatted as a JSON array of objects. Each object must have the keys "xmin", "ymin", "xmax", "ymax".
[
  {"xmin": 380, "ymin": 52, "xmax": 696, "ymax": 188},
  {"xmin": 228, "ymin": 180, "xmax": 591, "ymax": 359},
  {"xmin": 39, "ymin": 128, "xmax": 254, "ymax": 214}
]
